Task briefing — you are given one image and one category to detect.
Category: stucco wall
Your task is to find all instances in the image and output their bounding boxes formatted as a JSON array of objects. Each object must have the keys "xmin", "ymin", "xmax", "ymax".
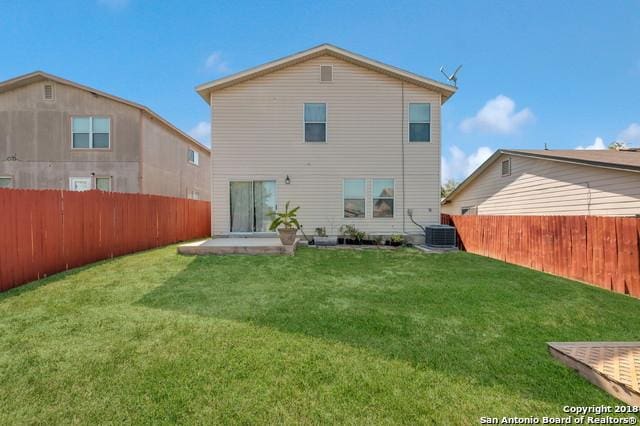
[
  {"xmin": 141, "ymin": 115, "xmax": 210, "ymax": 200},
  {"xmin": 442, "ymin": 153, "xmax": 640, "ymax": 216},
  {"xmin": 0, "ymin": 80, "xmax": 140, "ymax": 192},
  {"xmin": 210, "ymin": 55, "xmax": 442, "ymax": 236}
]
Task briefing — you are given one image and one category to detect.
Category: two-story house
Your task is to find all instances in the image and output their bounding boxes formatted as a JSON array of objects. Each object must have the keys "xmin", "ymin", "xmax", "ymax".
[
  {"xmin": 196, "ymin": 44, "xmax": 456, "ymax": 239},
  {"xmin": 0, "ymin": 71, "xmax": 210, "ymax": 200},
  {"xmin": 441, "ymin": 149, "xmax": 640, "ymax": 216}
]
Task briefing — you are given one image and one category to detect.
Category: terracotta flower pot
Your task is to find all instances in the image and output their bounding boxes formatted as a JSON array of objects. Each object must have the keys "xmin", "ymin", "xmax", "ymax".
[{"xmin": 277, "ymin": 228, "xmax": 297, "ymax": 245}]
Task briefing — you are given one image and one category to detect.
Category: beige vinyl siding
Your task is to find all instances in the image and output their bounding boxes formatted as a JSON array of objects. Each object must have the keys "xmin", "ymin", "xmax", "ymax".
[
  {"xmin": 210, "ymin": 55, "xmax": 441, "ymax": 236},
  {"xmin": 442, "ymin": 154, "xmax": 640, "ymax": 216}
]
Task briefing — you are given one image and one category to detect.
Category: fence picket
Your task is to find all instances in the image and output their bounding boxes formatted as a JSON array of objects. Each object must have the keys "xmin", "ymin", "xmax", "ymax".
[
  {"xmin": 0, "ymin": 189, "xmax": 210, "ymax": 292},
  {"xmin": 442, "ymin": 214, "xmax": 640, "ymax": 298}
]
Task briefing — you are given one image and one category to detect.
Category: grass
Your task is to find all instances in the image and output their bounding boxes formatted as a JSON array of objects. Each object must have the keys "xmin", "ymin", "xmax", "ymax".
[{"xmin": 1, "ymin": 246, "xmax": 639, "ymax": 424}]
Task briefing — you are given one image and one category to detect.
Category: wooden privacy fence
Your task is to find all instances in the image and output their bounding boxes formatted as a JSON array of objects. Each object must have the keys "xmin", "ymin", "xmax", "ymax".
[
  {"xmin": 441, "ymin": 214, "xmax": 640, "ymax": 298},
  {"xmin": 0, "ymin": 189, "xmax": 211, "ymax": 292}
]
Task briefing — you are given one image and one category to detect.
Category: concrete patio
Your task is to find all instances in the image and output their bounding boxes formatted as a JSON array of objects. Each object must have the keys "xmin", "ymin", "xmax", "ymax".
[{"xmin": 177, "ymin": 238, "xmax": 298, "ymax": 255}]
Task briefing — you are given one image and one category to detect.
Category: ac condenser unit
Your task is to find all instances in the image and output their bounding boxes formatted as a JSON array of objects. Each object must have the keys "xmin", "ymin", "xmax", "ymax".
[{"xmin": 425, "ymin": 225, "xmax": 457, "ymax": 248}]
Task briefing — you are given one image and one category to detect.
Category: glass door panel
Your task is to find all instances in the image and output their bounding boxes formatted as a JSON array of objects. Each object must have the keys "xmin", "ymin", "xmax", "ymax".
[
  {"xmin": 230, "ymin": 181, "xmax": 252, "ymax": 232},
  {"xmin": 254, "ymin": 181, "xmax": 276, "ymax": 232}
]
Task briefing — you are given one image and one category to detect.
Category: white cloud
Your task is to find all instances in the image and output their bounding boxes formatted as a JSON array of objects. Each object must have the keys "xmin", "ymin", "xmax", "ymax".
[
  {"xmin": 188, "ymin": 121, "xmax": 211, "ymax": 146},
  {"xmin": 441, "ymin": 145, "xmax": 493, "ymax": 183},
  {"xmin": 460, "ymin": 95, "xmax": 534, "ymax": 134},
  {"xmin": 618, "ymin": 123, "xmax": 640, "ymax": 145},
  {"xmin": 575, "ymin": 137, "xmax": 606, "ymax": 150},
  {"xmin": 204, "ymin": 51, "xmax": 230, "ymax": 74},
  {"xmin": 97, "ymin": 0, "xmax": 129, "ymax": 9}
]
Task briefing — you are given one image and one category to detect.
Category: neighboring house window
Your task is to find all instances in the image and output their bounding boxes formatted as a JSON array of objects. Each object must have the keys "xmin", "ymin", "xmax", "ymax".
[
  {"xmin": 69, "ymin": 177, "xmax": 92, "ymax": 191},
  {"xmin": 96, "ymin": 177, "xmax": 112, "ymax": 192},
  {"xmin": 372, "ymin": 178, "xmax": 394, "ymax": 218},
  {"xmin": 343, "ymin": 178, "xmax": 365, "ymax": 218},
  {"xmin": 501, "ymin": 158, "xmax": 511, "ymax": 176},
  {"xmin": 0, "ymin": 176, "xmax": 13, "ymax": 188},
  {"xmin": 461, "ymin": 206, "xmax": 477, "ymax": 215},
  {"xmin": 43, "ymin": 83, "xmax": 55, "ymax": 100},
  {"xmin": 304, "ymin": 103, "xmax": 326, "ymax": 142},
  {"xmin": 72, "ymin": 116, "xmax": 110, "ymax": 149},
  {"xmin": 188, "ymin": 148, "xmax": 199, "ymax": 165},
  {"xmin": 409, "ymin": 103, "xmax": 431, "ymax": 142}
]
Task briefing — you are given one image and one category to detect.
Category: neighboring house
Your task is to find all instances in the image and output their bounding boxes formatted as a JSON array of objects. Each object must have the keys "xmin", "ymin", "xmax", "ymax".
[
  {"xmin": 195, "ymin": 44, "xmax": 457, "ymax": 238},
  {"xmin": 441, "ymin": 149, "xmax": 640, "ymax": 216},
  {"xmin": 0, "ymin": 71, "xmax": 210, "ymax": 200}
]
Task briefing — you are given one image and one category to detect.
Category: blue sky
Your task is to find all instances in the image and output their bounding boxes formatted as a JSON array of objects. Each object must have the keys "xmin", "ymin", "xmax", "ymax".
[{"xmin": 2, "ymin": 0, "xmax": 639, "ymax": 183}]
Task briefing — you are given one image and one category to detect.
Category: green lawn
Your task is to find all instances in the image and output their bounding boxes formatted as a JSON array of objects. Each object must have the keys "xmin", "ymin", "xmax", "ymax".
[{"xmin": 1, "ymin": 246, "xmax": 639, "ymax": 424}]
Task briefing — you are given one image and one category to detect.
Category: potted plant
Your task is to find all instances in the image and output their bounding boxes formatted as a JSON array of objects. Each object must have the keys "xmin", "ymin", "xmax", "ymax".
[
  {"xmin": 314, "ymin": 227, "xmax": 337, "ymax": 246},
  {"xmin": 387, "ymin": 234, "xmax": 405, "ymax": 247},
  {"xmin": 339, "ymin": 225, "xmax": 367, "ymax": 245},
  {"xmin": 268, "ymin": 201, "xmax": 300, "ymax": 245}
]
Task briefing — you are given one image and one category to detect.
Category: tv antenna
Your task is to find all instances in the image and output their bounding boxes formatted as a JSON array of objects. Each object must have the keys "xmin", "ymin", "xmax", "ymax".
[{"xmin": 440, "ymin": 65, "xmax": 462, "ymax": 87}]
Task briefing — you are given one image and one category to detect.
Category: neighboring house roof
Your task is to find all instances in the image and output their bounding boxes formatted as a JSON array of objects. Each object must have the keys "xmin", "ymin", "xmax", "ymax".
[
  {"xmin": 442, "ymin": 149, "xmax": 640, "ymax": 204},
  {"xmin": 0, "ymin": 71, "xmax": 210, "ymax": 154},
  {"xmin": 195, "ymin": 43, "xmax": 457, "ymax": 104}
]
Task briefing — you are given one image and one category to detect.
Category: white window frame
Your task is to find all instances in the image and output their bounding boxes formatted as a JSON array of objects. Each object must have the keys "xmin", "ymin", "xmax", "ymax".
[
  {"xmin": 71, "ymin": 116, "xmax": 111, "ymax": 150},
  {"xmin": 188, "ymin": 189, "xmax": 200, "ymax": 200},
  {"xmin": 408, "ymin": 102, "xmax": 431, "ymax": 143},
  {"xmin": 0, "ymin": 176, "xmax": 14, "ymax": 188},
  {"xmin": 319, "ymin": 64, "xmax": 333, "ymax": 83},
  {"xmin": 342, "ymin": 178, "xmax": 366, "ymax": 219},
  {"xmin": 303, "ymin": 102, "xmax": 327, "ymax": 143},
  {"xmin": 501, "ymin": 158, "xmax": 511, "ymax": 177},
  {"xmin": 461, "ymin": 206, "xmax": 476, "ymax": 215},
  {"xmin": 228, "ymin": 179, "xmax": 279, "ymax": 234},
  {"xmin": 69, "ymin": 177, "xmax": 93, "ymax": 191},
  {"xmin": 372, "ymin": 178, "xmax": 395, "ymax": 219},
  {"xmin": 95, "ymin": 176, "xmax": 112, "ymax": 192},
  {"xmin": 188, "ymin": 148, "xmax": 199, "ymax": 166}
]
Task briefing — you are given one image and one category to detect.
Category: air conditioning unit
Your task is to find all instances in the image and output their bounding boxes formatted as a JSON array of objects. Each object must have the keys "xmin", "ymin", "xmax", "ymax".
[{"xmin": 425, "ymin": 224, "xmax": 457, "ymax": 248}]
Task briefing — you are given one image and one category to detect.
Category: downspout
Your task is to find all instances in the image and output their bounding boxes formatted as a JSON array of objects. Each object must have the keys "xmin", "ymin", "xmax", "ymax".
[{"xmin": 401, "ymin": 81, "xmax": 406, "ymax": 233}]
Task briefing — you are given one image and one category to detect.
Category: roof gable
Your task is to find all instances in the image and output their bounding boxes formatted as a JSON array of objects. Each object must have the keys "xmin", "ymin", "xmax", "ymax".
[
  {"xmin": 0, "ymin": 71, "xmax": 210, "ymax": 154},
  {"xmin": 195, "ymin": 44, "xmax": 457, "ymax": 104}
]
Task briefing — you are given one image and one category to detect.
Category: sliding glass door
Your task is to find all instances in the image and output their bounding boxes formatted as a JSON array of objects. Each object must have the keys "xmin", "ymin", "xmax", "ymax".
[{"xmin": 230, "ymin": 181, "xmax": 276, "ymax": 232}]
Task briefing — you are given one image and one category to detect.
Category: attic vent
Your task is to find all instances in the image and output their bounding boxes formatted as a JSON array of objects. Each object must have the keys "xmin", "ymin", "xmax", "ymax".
[
  {"xmin": 320, "ymin": 65, "xmax": 333, "ymax": 82},
  {"xmin": 43, "ymin": 83, "xmax": 54, "ymax": 100},
  {"xmin": 501, "ymin": 158, "xmax": 511, "ymax": 176}
]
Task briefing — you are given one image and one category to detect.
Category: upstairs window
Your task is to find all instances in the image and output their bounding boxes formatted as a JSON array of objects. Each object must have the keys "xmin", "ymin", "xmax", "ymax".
[
  {"xmin": 409, "ymin": 103, "xmax": 431, "ymax": 142},
  {"xmin": 343, "ymin": 178, "xmax": 365, "ymax": 218},
  {"xmin": 188, "ymin": 148, "xmax": 199, "ymax": 165},
  {"xmin": 501, "ymin": 158, "xmax": 511, "ymax": 176},
  {"xmin": 372, "ymin": 179, "xmax": 394, "ymax": 218},
  {"xmin": 304, "ymin": 103, "xmax": 326, "ymax": 142},
  {"xmin": 72, "ymin": 116, "xmax": 110, "ymax": 149}
]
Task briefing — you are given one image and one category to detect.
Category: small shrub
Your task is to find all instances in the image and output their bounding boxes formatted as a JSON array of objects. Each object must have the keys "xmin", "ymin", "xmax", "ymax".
[
  {"xmin": 315, "ymin": 227, "xmax": 327, "ymax": 237},
  {"xmin": 339, "ymin": 225, "xmax": 367, "ymax": 243},
  {"xmin": 387, "ymin": 234, "xmax": 405, "ymax": 246}
]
